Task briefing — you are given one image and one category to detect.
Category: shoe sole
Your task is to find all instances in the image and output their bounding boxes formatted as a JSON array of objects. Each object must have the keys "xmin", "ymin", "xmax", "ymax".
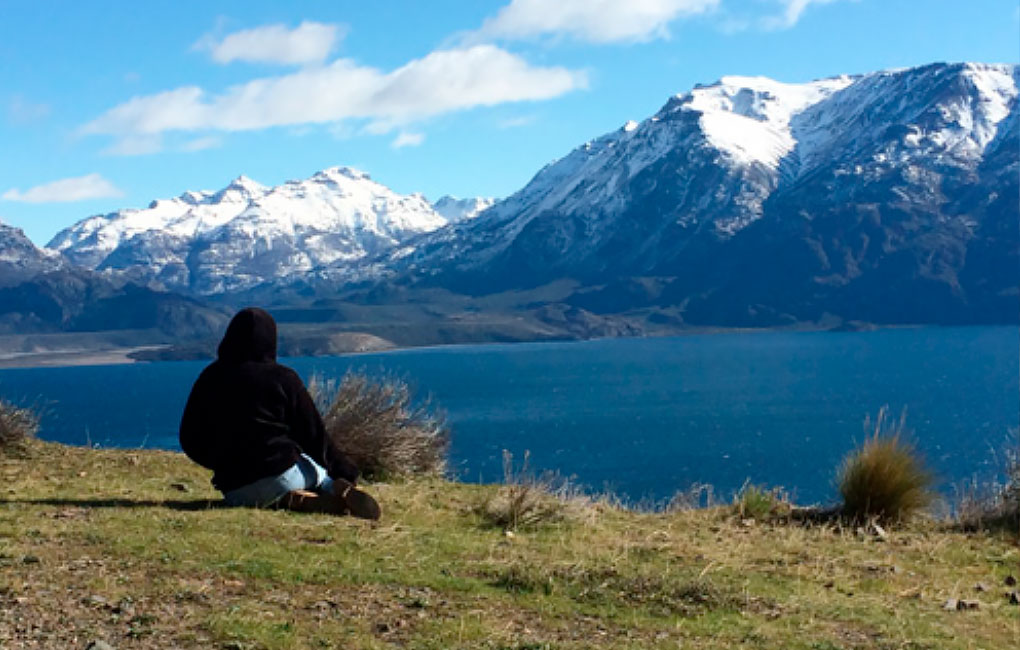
[{"xmin": 334, "ymin": 479, "xmax": 381, "ymax": 520}]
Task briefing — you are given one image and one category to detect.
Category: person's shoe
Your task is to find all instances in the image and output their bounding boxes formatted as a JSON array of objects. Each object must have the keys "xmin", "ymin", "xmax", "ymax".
[
  {"xmin": 333, "ymin": 478, "xmax": 381, "ymax": 520},
  {"xmin": 278, "ymin": 489, "xmax": 342, "ymax": 514}
]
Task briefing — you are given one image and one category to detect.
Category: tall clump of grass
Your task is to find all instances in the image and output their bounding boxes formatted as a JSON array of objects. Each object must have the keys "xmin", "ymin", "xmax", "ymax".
[
  {"xmin": 837, "ymin": 407, "xmax": 934, "ymax": 524},
  {"xmin": 482, "ymin": 450, "xmax": 589, "ymax": 531},
  {"xmin": 733, "ymin": 482, "xmax": 791, "ymax": 522},
  {"xmin": 309, "ymin": 371, "xmax": 450, "ymax": 481},
  {"xmin": 0, "ymin": 398, "xmax": 38, "ymax": 455},
  {"xmin": 665, "ymin": 483, "xmax": 716, "ymax": 512},
  {"xmin": 954, "ymin": 431, "xmax": 1020, "ymax": 534}
]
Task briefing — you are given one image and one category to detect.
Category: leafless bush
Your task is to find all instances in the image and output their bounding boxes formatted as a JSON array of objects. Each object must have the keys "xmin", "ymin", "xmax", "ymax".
[
  {"xmin": 665, "ymin": 482, "xmax": 717, "ymax": 512},
  {"xmin": 0, "ymin": 399, "xmax": 38, "ymax": 453},
  {"xmin": 481, "ymin": 450, "xmax": 591, "ymax": 530},
  {"xmin": 954, "ymin": 431, "xmax": 1020, "ymax": 533},
  {"xmin": 309, "ymin": 371, "xmax": 449, "ymax": 480}
]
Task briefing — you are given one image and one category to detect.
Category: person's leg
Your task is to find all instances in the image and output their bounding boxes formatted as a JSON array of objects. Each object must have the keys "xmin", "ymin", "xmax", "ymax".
[
  {"xmin": 223, "ymin": 454, "xmax": 380, "ymax": 519},
  {"xmin": 278, "ymin": 455, "xmax": 346, "ymax": 514},
  {"xmin": 291, "ymin": 453, "xmax": 380, "ymax": 520},
  {"xmin": 221, "ymin": 461, "xmax": 311, "ymax": 508}
]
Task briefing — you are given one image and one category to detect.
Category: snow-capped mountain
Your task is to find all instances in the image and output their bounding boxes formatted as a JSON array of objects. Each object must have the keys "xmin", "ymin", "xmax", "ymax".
[
  {"xmin": 374, "ymin": 62, "xmax": 1018, "ymax": 326},
  {"xmin": 432, "ymin": 195, "xmax": 496, "ymax": 222},
  {"xmin": 48, "ymin": 167, "xmax": 469, "ymax": 294},
  {"xmin": 0, "ymin": 219, "xmax": 225, "ymax": 337},
  {"xmin": 0, "ymin": 220, "xmax": 66, "ymax": 287}
]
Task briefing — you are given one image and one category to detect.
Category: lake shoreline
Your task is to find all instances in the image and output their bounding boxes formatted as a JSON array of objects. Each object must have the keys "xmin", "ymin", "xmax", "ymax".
[
  {"xmin": 0, "ymin": 345, "xmax": 170, "ymax": 369},
  {"xmin": 0, "ymin": 320, "xmax": 914, "ymax": 369}
]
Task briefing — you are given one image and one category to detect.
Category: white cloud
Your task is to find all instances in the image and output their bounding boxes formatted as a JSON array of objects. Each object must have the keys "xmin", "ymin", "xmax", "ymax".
[
  {"xmin": 497, "ymin": 115, "xmax": 537, "ymax": 129},
  {"xmin": 102, "ymin": 134, "xmax": 163, "ymax": 156},
  {"xmin": 476, "ymin": 0, "xmax": 719, "ymax": 43},
  {"xmin": 196, "ymin": 21, "xmax": 344, "ymax": 66},
  {"xmin": 2, "ymin": 174, "xmax": 124, "ymax": 203},
  {"xmin": 391, "ymin": 132, "xmax": 425, "ymax": 148},
  {"xmin": 180, "ymin": 135, "xmax": 223, "ymax": 152},
  {"xmin": 7, "ymin": 95, "xmax": 51, "ymax": 124},
  {"xmin": 81, "ymin": 45, "xmax": 586, "ymax": 146},
  {"xmin": 761, "ymin": 0, "xmax": 848, "ymax": 30}
]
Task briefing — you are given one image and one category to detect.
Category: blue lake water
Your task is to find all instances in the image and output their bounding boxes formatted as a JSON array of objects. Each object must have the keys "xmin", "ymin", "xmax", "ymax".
[{"xmin": 0, "ymin": 327, "xmax": 1016, "ymax": 505}]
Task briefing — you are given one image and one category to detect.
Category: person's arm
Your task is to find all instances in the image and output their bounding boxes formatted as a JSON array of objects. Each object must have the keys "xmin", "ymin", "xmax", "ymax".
[
  {"xmin": 179, "ymin": 373, "xmax": 221, "ymax": 470},
  {"xmin": 285, "ymin": 370, "xmax": 359, "ymax": 483}
]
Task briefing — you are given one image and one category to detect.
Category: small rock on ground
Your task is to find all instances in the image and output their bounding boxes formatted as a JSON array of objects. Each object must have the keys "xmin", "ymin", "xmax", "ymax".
[{"xmin": 85, "ymin": 641, "xmax": 115, "ymax": 650}]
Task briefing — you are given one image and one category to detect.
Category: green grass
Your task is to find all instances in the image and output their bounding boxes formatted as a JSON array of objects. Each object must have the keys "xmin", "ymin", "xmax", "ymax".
[{"xmin": 0, "ymin": 440, "xmax": 1017, "ymax": 649}]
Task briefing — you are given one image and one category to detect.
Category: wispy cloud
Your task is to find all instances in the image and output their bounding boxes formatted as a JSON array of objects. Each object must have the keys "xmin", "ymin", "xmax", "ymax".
[
  {"xmin": 2, "ymin": 173, "xmax": 124, "ymax": 203},
  {"xmin": 475, "ymin": 0, "xmax": 719, "ymax": 44},
  {"xmin": 81, "ymin": 45, "xmax": 586, "ymax": 150},
  {"xmin": 391, "ymin": 131, "xmax": 425, "ymax": 148},
  {"xmin": 195, "ymin": 21, "xmax": 345, "ymax": 66},
  {"xmin": 761, "ymin": 0, "xmax": 849, "ymax": 30},
  {"xmin": 101, "ymin": 134, "xmax": 163, "ymax": 156},
  {"xmin": 497, "ymin": 115, "xmax": 537, "ymax": 129},
  {"xmin": 7, "ymin": 94, "xmax": 51, "ymax": 125},
  {"xmin": 180, "ymin": 135, "xmax": 223, "ymax": 152}
]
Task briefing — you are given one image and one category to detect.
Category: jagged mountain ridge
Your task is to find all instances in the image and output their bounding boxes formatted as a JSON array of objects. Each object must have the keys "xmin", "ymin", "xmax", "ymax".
[
  {"xmin": 0, "ymin": 221, "xmax": 67, "ymax": 288},
  {"xmin": 11, "ymin": 60, "xmax": 1017, "ymax": 343},
  {"xmin": 0, "ymin": 222, "xmax": 226, "ymax": 337},
  {"xmin": 358, "ymin": 61, "xmax": 1018, "ymax": 326},
  {"xmin": 48, "ymin": 168, "xmax": 492, "ymax": 295}
]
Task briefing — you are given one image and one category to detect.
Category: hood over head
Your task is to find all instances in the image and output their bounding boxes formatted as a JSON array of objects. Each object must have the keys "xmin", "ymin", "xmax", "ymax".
[{"xmin": 217, "ymin": 307, "xmax": 277, "ymax": 363}]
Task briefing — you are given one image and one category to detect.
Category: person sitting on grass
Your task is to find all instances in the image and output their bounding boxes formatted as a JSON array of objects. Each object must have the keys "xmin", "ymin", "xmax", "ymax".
[{"xmin": 179, "ymin": 307, "xmax": 380, "ymax": 520}]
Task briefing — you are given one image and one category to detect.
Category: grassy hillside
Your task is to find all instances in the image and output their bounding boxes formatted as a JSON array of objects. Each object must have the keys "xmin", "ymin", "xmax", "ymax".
[{"xmin": 0, "ymin": 441, "xmax": 1017, "ymax": 649}]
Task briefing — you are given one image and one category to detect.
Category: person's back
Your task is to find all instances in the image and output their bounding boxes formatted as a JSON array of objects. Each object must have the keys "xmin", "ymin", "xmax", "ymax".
[{"xmin": 180, "ymin": 307, "xmax": 379, "ymax": 519}]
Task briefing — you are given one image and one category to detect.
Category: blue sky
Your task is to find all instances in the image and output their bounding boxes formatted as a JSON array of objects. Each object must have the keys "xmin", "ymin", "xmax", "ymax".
[{"xmin": 1, "ymin": 0, "xmax": 1017, "ymax": 245}]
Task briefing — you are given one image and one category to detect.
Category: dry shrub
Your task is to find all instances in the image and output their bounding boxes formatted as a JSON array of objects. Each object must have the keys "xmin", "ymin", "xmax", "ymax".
[
  {"xmin": 0, "ymin": 399, "xmax": 38, "ymax": 453},
  {"xmin": 665, "ymin": 482, "xmax": 717, "ymax": 512},
  {"xmin": 954, "ymin": 431, "xmax": 1020, "ymax": 533},
  {"xmin": 838, "ymin": 407, "xmax": 934, "ymax": 524},
  {"xmin": 734, "ymin": 482, "xmax": 791, "ymax": 522},
  {"xmin": 482, "ymin": 450, "xmax": 590, "ymax": 530},
  {"xmin": 309, "ymin": 371, "xmax": 449, "ymax": 480}
]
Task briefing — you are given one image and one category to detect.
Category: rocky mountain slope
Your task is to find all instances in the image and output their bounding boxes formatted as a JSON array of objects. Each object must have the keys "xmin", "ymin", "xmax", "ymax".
[
  {"xmin": 0, "ymin": 221, "xmax": 225, "ymax": 338},
  {"xmin": 370, "ymin": 62, "xmax": 1018, "ymax": 326},
  {"xmin": 0, "ymin": 220, "xmax": 67, "ymax": 288},
  {"xmin": 7, "ymin": 61, "xmax": 1015, "ymax": 352},
  {"xmin": 48, "ymin": 168, "xmax": 490, "ymax": 295}
]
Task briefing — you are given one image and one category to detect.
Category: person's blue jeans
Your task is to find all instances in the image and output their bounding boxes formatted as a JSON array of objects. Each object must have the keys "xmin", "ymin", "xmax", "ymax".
[{"xmin": 221, "ymin": 454, "xmax": 335, "ymax": 507}]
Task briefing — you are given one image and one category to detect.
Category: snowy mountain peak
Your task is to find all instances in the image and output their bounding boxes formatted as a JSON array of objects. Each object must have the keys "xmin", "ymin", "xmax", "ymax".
[
  {"xmin": 687, "ymin": 75, "xmax": 854, "ymax": 123},
  {"xmin": 213, "ymin": 175, "xmax": 268, "ymax": 203},
  {"xmin": 0, "ymin": 220, "xmax": 65, "ymax": 285},
  {"xmin": 313, "ymin": 166, "xmax": 372, "ymax": 183},
  {"xmin": 432, "ymin": 196, "xmax": 497, "ymax": 222},
  {"xmin": 402, "ymin": 61, "xmax": 1018, "ymax": 285},
  {"xmin": 46, "ymin": 167, "xmax": 456, "ymax": 294}
]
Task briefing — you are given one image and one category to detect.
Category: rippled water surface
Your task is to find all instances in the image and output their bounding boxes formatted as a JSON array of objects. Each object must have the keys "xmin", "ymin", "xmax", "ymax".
[{"xmin": 1, "ymin": 327, "xmax": 1016, "ymax": 504}]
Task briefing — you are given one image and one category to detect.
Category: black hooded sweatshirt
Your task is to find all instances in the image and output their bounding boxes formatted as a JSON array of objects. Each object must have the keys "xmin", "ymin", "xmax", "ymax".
[{"xmin": 179, "ymin": 307, "xmax": 358, "ymax": 492}]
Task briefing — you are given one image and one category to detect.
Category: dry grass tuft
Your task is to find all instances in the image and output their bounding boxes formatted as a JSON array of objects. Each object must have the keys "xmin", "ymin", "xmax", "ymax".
[
  {"xmin": 838, "ymin": 407, "xmax": 934, "ymax": 524},
  {"xmin": 665, "ymin": 482, "xmax": 717, "ymax": 512},
  {"xmin": 953, "ymin": 431, "xmax": 1020, "ymax": 534},
  {"xmin": 481, "ymin": 450, "xmax": 591, "ymax": 531},
  {"xmin": 734, "ymin": 482, "xmax": 792, "ymax": 522},
  {"xmin": 309, "ymin": 371, "xmax": 450, "ymax": 480},
  {"xmin": 0, "ymin": 398, "xmax": 38, "ymax": 454}
]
